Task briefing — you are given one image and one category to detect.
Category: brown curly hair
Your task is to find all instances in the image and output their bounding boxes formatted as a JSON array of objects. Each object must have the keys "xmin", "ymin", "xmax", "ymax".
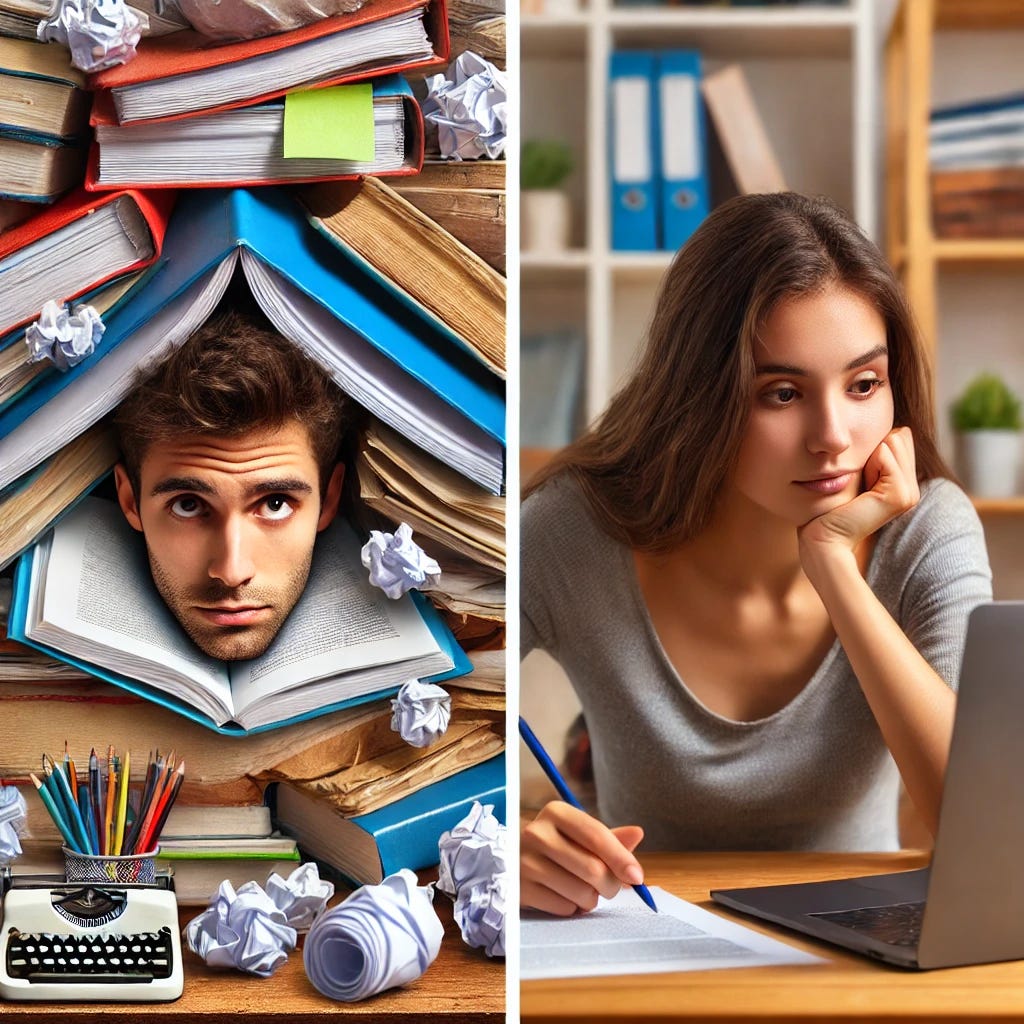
[{"xmin": 114, "ymin": 309, "xmax": 353, "ymax": 496}]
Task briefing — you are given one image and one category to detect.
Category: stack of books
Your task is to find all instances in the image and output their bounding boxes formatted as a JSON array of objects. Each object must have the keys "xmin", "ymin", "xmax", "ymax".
[
  {"xmin": 0, "ymin": 0, "xmax": 507, "ymax": 890},
  {"xmin": 930, "ymin": 91, "xmax": 1024, "ymax": 239}
]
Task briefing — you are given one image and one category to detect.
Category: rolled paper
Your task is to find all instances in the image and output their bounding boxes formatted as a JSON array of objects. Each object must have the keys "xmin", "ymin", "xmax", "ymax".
[
  {"xmin": 265, "ymin": 862, "xmax": 335, "ymax": 932},
  {"xmin": 25, "ymin": 300, "xmax": 105, "ymax": 372},
  {"xmin": 421, "ymin": 51, "xmax": 507, "ymax": 160},
  {"xmin": 390, "ymin": 679, "xmax": 451, "ymax": 748},
  {"xmin": 185, "ymin": 879, "xmax": 297, "ymax": 977},
  {"xmin": 454, "ymin": 871, "xmax": 506, "ymax": 958},
  {"xmin": 303, "ymin": 869, "xmax": 443, "ymax": 1002},
  {"xmin": 0, "ymin": 785, "xmax": 27, "ymax": 866},
  {"xmin": 437, "ymin": 800, "xmax": 507, "ymax": 898},
  {"xmin": 361, "ymin": 522, "xmax": 441, "ymax": 599},
  {"xmin": 38, "ymin": 0, "xmax": 144, "ymax": 72}
]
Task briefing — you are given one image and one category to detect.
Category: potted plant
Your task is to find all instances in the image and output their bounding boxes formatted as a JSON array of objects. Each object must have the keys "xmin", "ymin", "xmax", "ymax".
[
  {"xmin": 951, "ymin": 372, "xmax": 1023, "ymax": 498},
  {"xmin": 521, "ymin": 139, "xmax": 574, "ymax": 252}
]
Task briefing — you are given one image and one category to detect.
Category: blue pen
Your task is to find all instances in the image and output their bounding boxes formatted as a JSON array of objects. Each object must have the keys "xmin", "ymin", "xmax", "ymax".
[{"xmin": 519, "ymin": 716, "xmax": 658, "ymax": 913}]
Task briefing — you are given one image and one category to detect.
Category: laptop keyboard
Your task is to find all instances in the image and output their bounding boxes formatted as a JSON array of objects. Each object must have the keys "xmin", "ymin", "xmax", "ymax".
[{"xmin": 809, "ymin": 901, "xmax": 925, "ymax": 948}]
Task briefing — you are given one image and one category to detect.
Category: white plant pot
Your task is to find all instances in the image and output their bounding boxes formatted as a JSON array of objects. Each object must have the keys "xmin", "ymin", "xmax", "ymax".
[
  {"xmin": 957, "ymin": 429, "xmax": 1022, "ymax": 498},
  {"xmin": 522, "ymin": 189, "xmax": 571, "ymax": 253}
]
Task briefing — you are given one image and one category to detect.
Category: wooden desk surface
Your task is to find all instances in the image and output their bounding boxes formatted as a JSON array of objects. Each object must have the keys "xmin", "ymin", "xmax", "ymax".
[
  {"xmin": 521, "ymin": 850, "xmax": 1024, "ymax": 1024},
  {"xmin": 2, "ymin": 885, "xmax": 504, "ymax": 1022}
]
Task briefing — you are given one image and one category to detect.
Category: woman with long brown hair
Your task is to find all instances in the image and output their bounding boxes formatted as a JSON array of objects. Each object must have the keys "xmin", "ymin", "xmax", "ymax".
[{"xmin": 520, "ymin": 192, "xmax": 992, "ymax": 916}]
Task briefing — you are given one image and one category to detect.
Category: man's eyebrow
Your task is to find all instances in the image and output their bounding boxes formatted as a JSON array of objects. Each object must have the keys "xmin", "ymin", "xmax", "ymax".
[
  {"xmin": 246, "ymin": 479, "xmax": 314, "ymax": 497},
  {"xmin": 151, "ymin": 477, "xmax": 215, "ymax": 497},
  {"xmin": 755, "ymin": 344, "xmax": 889, "ymax": 377}
]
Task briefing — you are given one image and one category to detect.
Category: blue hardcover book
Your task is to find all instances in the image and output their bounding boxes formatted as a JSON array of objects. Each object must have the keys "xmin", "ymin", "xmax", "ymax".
[
  {"xmin": 657, "ymin": 50, "xmax": 709, "ymax": 251},
  {"xmin": 609, "ymin": 51, "xmax": 659, "ymax": 251},
  {"xmin": 8, "ymin": 496, "xmax": 471, "ymax": 736},
  {"xmin": 0, "ymin": 187, "xmax": 505, "ymax": 495},
  {"xmin": 269, "ymin": 753, "xmax": 506, "ymax": 885}
]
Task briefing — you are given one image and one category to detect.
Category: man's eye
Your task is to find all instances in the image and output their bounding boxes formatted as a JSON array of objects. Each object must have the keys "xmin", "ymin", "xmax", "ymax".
[
  {"xmin": 261, "ymin": 496, "xmax": 294, "ymax": 521},
  {"xmin": 170, "ymin": 496, "xmax": 204, "ymax": 518}
]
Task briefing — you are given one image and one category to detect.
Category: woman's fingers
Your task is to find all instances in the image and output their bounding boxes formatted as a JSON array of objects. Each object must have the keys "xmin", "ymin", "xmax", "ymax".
[{"xmin": 521, "ymin": 802, "xmax": 647, "ymax": 913}]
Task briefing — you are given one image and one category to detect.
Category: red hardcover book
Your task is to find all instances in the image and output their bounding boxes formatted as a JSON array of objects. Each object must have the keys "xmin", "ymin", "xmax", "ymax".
[
  {"xmin": 83, "ymin": 81, "xmax": 425, "ymax": 191},
  {"xmin": 0, "ymin": 187, "xmax": 174, "ymax": 335},
  {"xmin": 89, "ymin": 0, "xmax": 449, "ymax": 126}
]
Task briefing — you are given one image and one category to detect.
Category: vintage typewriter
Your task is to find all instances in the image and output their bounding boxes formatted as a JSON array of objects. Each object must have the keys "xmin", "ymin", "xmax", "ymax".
[{"xmin": 0, "ymin": 870, "xmax": 183, "ymax": 1001}]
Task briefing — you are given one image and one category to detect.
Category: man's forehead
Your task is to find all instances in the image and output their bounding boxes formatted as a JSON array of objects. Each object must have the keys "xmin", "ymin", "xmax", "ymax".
[{"xmin": 140, "ymin": 423, "xmax": 319, "ymax": 491}]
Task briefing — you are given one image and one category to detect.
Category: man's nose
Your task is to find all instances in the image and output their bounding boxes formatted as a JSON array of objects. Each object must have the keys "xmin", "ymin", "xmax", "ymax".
[
  {"xmin": 207, "ymin": 516, "xmax": 256, "ymax": 589},
  {"xmin": 806, "ymin": 394, "xmax": 851, "ymax": 456}
]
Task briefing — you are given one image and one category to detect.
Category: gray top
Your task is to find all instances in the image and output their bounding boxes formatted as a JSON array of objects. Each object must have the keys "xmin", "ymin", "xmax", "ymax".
[{"xmin": 521, "ymin": 476, "xmax": 993, "ymax": 852}]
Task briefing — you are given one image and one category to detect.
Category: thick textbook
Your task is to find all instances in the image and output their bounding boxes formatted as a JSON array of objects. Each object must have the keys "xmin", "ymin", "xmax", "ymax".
[
  {"xmin": 0, "ymin": 37, "xmax": 89, "ymax": 140},
  {"xmin": 700, "ymin": 64, "xmax": 787, "ymax": 195},
  {"xmin": 0, "ymin": 187, "xmax": 174, "ymax": 337},
  {"xmin": 269, "ymin": 753, "xmax": 505, "ymax": 885},
  {"xmin": 0, "ymin": 133, "xmax": 85, "ymax": 203},
  {"xmin": 10, "ymin": 496, "xmax": 468, "ymax": 734},
  {"xmin": 87, "ymin": 77, "xmax": 425, "ymax": 189},
  {"xmin": 0, "ymin": 187, "xmax": 505, "ymax": 496},
  {"xmin": 301, "ymin": 175, "xmax": 506, "ymax": 377},
  {"xmin": 90, "ymin": 0, "xmax": 449, "ymax": 125}
]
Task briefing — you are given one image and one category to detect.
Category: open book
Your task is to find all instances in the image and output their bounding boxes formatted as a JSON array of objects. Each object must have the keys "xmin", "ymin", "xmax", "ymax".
[{"xmin": 11, "ymin": 497, "xmax": 464, "ymax": 734}]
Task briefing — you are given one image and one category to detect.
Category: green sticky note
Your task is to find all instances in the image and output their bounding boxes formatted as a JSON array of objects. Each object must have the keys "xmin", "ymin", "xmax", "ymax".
[{"xmin": 283, "ymin": 84, "xmax": 375, "ymax": 161}]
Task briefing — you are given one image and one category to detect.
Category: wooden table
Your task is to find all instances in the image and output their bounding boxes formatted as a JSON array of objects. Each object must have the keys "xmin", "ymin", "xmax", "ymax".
[
  {"xmin": 2, "ymin": 884, "xmax": 504, "ymax": 1022},
  {"xmin": 521, "ymin": 850, "xmax": 1024, "ymax": 1023}
]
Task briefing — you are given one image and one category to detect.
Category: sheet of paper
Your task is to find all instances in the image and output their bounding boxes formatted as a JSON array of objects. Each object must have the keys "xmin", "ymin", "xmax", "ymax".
[{"xmin": 520, "ymin": 886, "xmax": 824, "ymax": 980}]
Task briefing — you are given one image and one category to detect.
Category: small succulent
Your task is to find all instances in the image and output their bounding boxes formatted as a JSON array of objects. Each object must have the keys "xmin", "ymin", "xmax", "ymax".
[{"xmin": 951, "ymin": 373, "xmax": 1022, "ymax": 432}]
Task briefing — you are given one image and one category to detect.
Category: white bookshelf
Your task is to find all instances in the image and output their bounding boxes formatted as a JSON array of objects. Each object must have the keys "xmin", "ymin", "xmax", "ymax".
[{"xmin": 521, "ymin": 0, "xmax": 878, "ymax": 425}]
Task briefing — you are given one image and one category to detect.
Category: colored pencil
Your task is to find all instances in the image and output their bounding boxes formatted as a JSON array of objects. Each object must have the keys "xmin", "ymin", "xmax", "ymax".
[
  {"xmin": 45, "ymin": 752, "xmax": 91, "ymax": 855},
  {"xmin": 112, "ymin": 748, "xmax": 130, "ymax": 855},
  {"xmin": 89, "ymin": 748, "xmax": 103, "ymax": 858},
  {"xmin": 136, "ymin": 760, "xmax": 185, "ymax": 854},
  {"xmin": 30, "ymin": 772, "xmax": 80, "ymax": 853},
  {"xmin": 104, "ymin": 745, "xmax": 115, "ymax": 855}
]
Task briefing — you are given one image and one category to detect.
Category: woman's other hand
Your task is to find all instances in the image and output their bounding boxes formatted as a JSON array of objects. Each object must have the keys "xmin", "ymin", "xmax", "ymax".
[
  {"xmin": 520, "ymin": 801, "xmax": 645, "ymax": 915},
  {"xmin": 799, "ymin": 426, "xmax": 919, "ymax": 577}
]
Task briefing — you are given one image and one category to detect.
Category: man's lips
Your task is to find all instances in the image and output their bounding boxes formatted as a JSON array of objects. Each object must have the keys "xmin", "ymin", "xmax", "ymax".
[
  {"xmin": 794, "ymin": 472, "xmax": 856, "ymax": 495},
  {"xmin": 194, "ymin": 605, "xmax": 272, "ymax": 627}
]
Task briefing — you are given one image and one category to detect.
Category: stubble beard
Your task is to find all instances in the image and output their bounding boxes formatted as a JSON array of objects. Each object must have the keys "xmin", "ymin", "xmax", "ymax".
[{"xmin": 145, "ymin": 547, "xmax": 314, "ymax": 661}]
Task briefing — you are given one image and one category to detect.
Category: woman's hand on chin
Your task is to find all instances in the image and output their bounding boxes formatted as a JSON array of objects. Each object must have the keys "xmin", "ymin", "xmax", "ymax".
[{"xmin": 798, "ymin": 427, "xmax": 920, "ymax": 578}]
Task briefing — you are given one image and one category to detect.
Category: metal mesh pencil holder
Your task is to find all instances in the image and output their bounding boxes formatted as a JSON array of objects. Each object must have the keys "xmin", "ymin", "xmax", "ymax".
[{"xmin": 62, "ymin": 847, "xmax": 159, "ymax": 885}]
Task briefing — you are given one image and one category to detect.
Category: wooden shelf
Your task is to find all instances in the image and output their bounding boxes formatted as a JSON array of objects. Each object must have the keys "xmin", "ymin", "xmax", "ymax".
[
  {"xmin": 972, "ymin": 496, "xmax": 1024, "ymax": 515},
  {"xmin": 934, "ymin": 239, "xmax": 1024, "ymax": 264},
  {"xmin": 936, "ymin": 0, "xmax": 1024, "ymax": 31}
]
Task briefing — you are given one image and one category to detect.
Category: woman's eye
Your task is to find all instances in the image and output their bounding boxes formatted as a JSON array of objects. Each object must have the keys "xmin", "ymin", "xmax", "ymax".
[
  {"xmin": 850, "ymin": 377, "xmax": 885, "ymax": 397},
  {"xmin": 170, "ymin": 496, "xmax": 204, "ymax": 518},
  {"xmin": 765, "ymin": 386, "xmax": 798, "ymax": 405},
  {"xmin": 261, "ymin": 496, "xmax": 294, "ymax": 521}
]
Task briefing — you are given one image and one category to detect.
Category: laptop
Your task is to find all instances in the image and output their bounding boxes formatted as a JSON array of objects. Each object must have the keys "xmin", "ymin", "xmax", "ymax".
[{"xmin": 711, "ymin": 601, "xmax": 1024, "ymax": 970}]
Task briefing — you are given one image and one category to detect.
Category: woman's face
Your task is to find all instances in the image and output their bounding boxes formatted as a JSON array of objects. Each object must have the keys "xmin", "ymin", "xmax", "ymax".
[{"xmin": 730, "ymin": 283, "xmax": 895, "ymax": 527}]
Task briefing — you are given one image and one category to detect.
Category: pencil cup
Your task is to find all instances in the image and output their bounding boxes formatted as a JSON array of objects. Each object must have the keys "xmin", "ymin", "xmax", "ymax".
[{"xmin": 63, "ymin": 846, "xmax": 160, "ymax": 885}]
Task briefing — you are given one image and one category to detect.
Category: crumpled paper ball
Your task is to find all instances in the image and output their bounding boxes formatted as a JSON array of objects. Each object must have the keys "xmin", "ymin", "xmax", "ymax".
[
  {"xmin": 303, "ymin": 869, "xmax": 443, "ymax": 1002},
  {"xmin": 265, "ymin": 862, "xmax": 334, "ymax": 932},
  {"xmin": 437, "ymin": 800, "xmax": 507, "ymax": 898},
  {"xmin": 361, "ymin": 522, "xmax": 441, "ymax": 599},
  {"xmin": 421, "ymin": 50, "xmax": 507, "ymax": 160},
  {"xmin": 38, "ymin": 0, "xmax": 144, "ymax": 72},
  {"xmin": 185, "ymin": 879, "xmax": 297, "ymax": 977},
  {"xmin": 454, "ymin": 871, "xmax": 506, "ymax": 958},
  {"xmin": 0, "ymin": 785, "xmax": 28, "ymax": 866},
  {"xmin": 25, "ymin": 300, "xmax": 104, "ymax": 371},
  {"xmin": 390, "ymin": 679, "xmax": 451, "ymax": 748}
]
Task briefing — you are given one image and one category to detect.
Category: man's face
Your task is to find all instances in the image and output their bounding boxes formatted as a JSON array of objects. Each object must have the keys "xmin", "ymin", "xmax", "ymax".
[{"xmin": 114, "ymin": 420, "xmax": 343, "ymax": 661}]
